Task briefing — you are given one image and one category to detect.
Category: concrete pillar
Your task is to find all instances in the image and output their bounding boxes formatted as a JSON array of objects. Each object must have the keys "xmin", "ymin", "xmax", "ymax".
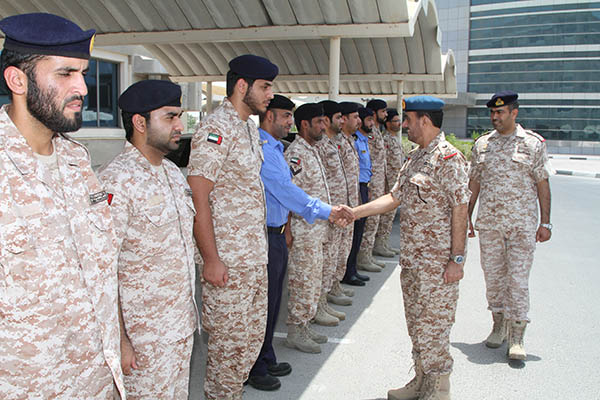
[
  {"xmin": 206, "ymin": 82, "xmax": 214, "ymax": 114},
  {"xmin": 328, "ymin": 37, "xmax": 341, "ymax": 101},
  {"xmin": 396, "ymin": 80, "xmax": 404, "ymax": 139}
]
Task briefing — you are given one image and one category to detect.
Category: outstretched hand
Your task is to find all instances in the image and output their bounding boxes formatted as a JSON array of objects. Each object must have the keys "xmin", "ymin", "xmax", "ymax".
[{"xmin": 329, "ymin": 205, "xmax": 355, "ymax": 227}]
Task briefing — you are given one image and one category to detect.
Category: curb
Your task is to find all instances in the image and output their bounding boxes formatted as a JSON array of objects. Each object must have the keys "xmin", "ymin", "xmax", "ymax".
[
  {"xmin": 555, "ymin": 170, "xmax": 600, "ymax": 179},
  {"xmin": 549, "ymin": 155, "xmax": 600, "ymax": 161}
]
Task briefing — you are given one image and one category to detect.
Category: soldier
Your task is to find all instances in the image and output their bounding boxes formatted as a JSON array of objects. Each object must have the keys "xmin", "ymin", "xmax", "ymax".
[
  {"xmin": 376, "ymin": 108, "xmax": 404, "ymax": 256},
  {"xmin": 187, "ymin": 54, "xmax": 277, "ymax": 400},
  {"xmin": 284, "ymin": 103, "xmax": 343, "ymax": 353},
  {"xmin": 359, "ymin": 99, "xmax": 394, "ymax": 266},
  {"xmin": 339, "ymin": 102, "xmax": 371, "ymax": 287},
  {"xmin": 0, "ymin": 13, "xmax": 125, "ymax": 398},
  {"xmin": 468, "ymin": 91, "xmax": 553, "ymax": 361},
  {"xmin": 248, "ymin": 95, "xmax": 351, "ymax": 390},
  {"xmin": 351, "ymin": 96, "xmax": 470, "ymax": 400},
  {"xmin": 98, "ymin": 80, "xmax": 199, "ymax": 399}
]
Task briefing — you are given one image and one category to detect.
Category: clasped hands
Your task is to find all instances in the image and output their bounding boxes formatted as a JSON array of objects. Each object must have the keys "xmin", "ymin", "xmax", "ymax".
[{"xmin": 328, "ymin": 205, "xmax": 355, "ymax": 227}]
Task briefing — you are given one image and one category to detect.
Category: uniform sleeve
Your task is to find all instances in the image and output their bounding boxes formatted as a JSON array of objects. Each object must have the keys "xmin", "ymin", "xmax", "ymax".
[
  {"xmin": 98, "ymin": 171, "xmax": 130, "ymax": 251},
  {"xmin": 438, "ymin": 153, "xmax": 471, "ymax": 207},
  {"xmin": 187, "ymin": 122, "xmax": 234, "ymax": 182},
  {"xmin": 273, "ymin": 149, "xmax": 331, "ymax": 223},
  {"xmin": 469, "ymin": 141, "xmax": 482, "ymax": 181},
  {"xmin": 532, "ymin": 140, "xmax": 553, "ymax": 182}
]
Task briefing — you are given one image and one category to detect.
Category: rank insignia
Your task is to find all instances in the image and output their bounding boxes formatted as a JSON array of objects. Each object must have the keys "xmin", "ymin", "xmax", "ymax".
[
  {"xmin": 443, "ymin": 152, "xmax": 458, "ymax": 160},
  {"xmin": 90, "ymin": 190, "xmax": 108, "ymax": 205},
  {"xmin": 207, "ymin": 132, "xmax": 222, "ymax": 145},
  {"xmin": 495, "ymin": 98, "xmax": 504, "ymax": 106},
  {"xmin": 107, "ymin": 193, "xmax": 114, "ymax": 205}
]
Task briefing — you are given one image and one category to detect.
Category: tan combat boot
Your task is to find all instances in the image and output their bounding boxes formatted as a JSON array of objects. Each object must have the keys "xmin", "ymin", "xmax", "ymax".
[
  {"xmin": 357, "ymin": 251, "xmax": 382, "ymax": 272},
  {"xmin": 387, "ymin": 361, "xmax": 424, "ymax": 400},
  {"xmin": 507, "ymin": 320, "xmax": 527, "ymax": 360},
  {"xmin": 340, "ymin": 282, "xmax": 355, "ymax": 297},
  {"xmin": 370, "ymin": 253, "xmax": 386, "ymax": 268},
  {"xmin": 285, "ymin": 324, "xmax": 321, "ymax": 353},
  {"xmin": 321, "ymin": 294, "xmax": 346, "ymax": 321},
  {"xmin": 305, "ymin": 323, "xmax": 328, "ymax": 344},
  {"xmin": 373, "ymin": 237, "xmax": 396, "ymax": 257},
  {"xmin": 327, "ymin": 281, "xmax": 353, "ymax": 306},
  {"xmin": 419, "ymin": 374, "xmax": 450, "ymax": 400},
  {"xmin": 313, "ymin": 297, "xmax": 340, "ymax": 326},
  {"xmin": 485, "ymin": 312, "xmax": 507, "ymax": 348},
  {"xmin": 385, "ymin": 240, "xmax": 401, "ymax": 255}
]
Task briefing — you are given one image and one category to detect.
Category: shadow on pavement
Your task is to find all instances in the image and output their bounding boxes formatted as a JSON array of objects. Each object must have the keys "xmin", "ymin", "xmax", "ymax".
[{"xmin": 451, "ymin": 341, "xmax": 542, "ymax": 366}]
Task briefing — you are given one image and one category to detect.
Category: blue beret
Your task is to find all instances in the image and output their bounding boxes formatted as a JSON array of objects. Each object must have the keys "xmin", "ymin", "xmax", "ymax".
[
  {"xmin": 294, "ymin": 103, "xmax": 324, "ymax": 125},
  {"xmin": 268, "ymin": 94, "xmax": 295, "ymax": 111},
  {"xmin": 402, "ymin": 96, "xmax": 445, "ymax": 112},
  {"xmin": 358, "ymin": 107, "xmax": 374, "ymax": 120},
  {"xmin": 487, "ymin": 91, "xmax": 518, "ymax": 108},
  {"xmin": 339, "ymin": 101, "xmax": 360, "ymax": 116},
  {"xmin": 366, "ymin": 99, "xmax": 387, "ymax": 111},
  {"xmin": 119, "ymin": 80, "xmax": 182, "ymax": 114},
  {"xmin": 319, "ymin": 100, "xmax": 342, "ymax": 118},
  {"xmin": 386, "ymin": 108, "xmax": 399, "ymax": 122},
  {"xmin": 0, "ymin": 13, "xmax": 95, "ymax": 59},
  {"xmin": 229, "ymin": 54, "xmax": 278, "ymax": 81}
]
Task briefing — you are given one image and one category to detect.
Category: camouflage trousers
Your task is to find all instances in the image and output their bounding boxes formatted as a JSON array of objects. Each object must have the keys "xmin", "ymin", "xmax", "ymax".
[
  {"xmin": 124, "ymin": 334, "xmax": 193, "ymax": 399},
  {"xmin": 478, "ymin": 229, "xmax": 536, "ymax": 322},
  {"xmin": 287, "ymin": 236, "xmax": 325, "ymax": 326},
  {"xmin": 359, "ymin": 183, "xmax": 385, "ymax": 255},
  {"xmin": 376, "ymin": 206, "xmax": 397, "ymax": 243},
  {"xmin": 401, "ymin": 263, "xmax": 459, "ymax": 375},
  {"xmin": 202, "ymin": 264, "xmax": 268, "ymax": 400},
  {"xmin": 322, "ymin": 223, "xmax": 353, "ymax": 294}
]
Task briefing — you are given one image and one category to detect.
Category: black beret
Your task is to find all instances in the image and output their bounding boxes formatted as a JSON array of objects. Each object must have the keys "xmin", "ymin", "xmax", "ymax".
[
  {"xmin": 268, "ymin": 94, "xmax": 295, "ymax": 111},
  {"xmin": 403, "ymin": 96, "xmax": 445, "ymax": 112},
  {"xmin": 0, "ymin": 13, "xmax": 95, "ymax": 59},
  {"xmin": 339, "ymin": 101, "xmax": 360, "ymax": 116},
  {"xmin": 294, "ymin": 103, "xmax": 324, "ymax": 125},
  {"xmin": 229, "ymin": 54, "xmax": 279, "ymax": 81},
  {"xmin": 386, "ymin": 108, "xmax": 399, "ymax": 122},
  {"xmin": 358, "ymin": 107, "xmax": 374, "ymax": 120},
  {"xmin": 486, "ymin": 91, "xmax": 518, "ymax": 108},
  {"xmin": 119, "ymin": 80, "xmax": 182, "ymax": 114},
  {"xmin": 319, "ymin": 100, "xmax": 342, "ymax": 118},
  {"xmin": 366, "ymin": 99, "xmax": 387, "ymax": 111}
]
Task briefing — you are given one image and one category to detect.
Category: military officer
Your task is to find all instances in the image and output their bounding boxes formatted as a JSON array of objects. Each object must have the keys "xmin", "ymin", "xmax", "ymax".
[
  {"xmin": 468, "ymin": 91, "xmax": 553, "ymax": 361},
  {"xmin": 352, "ymin": 96, "xmax": 470, "ymax": 400},
  {"xmin": 0, "ymin": 13, "xmax": 125, "ymax": 398},
  {"xmin": 187, "ymin": 54, "xmax": 277, "ymax": 400},
  {"xmin": 98, "ymin": 80, "xmax": 199, "ymax": 399}
]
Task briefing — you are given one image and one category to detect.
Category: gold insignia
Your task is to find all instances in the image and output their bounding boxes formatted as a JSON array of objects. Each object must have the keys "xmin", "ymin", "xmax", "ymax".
[
  {"xmin": 89, "ymin": 34, "xmax": 95, "ymax": 54},
  {"xmin": 495, "ymin": 98, "xmax": 504, "ymax": 106},
  {"xmin": 402, "ymin": 99, "xmax": 406, "ymax": 110}
]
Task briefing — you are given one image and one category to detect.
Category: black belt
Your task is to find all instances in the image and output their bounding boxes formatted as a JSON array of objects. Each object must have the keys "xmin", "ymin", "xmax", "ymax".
[
  {"xmin": 360, "ymin": 182, "xmax": 369, "ymax": 187},
  {"xmin": 267, "ymin": 225, "xmax": 286, "ymax": 234}
]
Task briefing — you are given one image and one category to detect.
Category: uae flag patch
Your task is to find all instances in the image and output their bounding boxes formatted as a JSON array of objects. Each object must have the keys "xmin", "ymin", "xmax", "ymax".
[{"xmin": 207, "ymin": 132, "xmax": 222, "ymax": 145}]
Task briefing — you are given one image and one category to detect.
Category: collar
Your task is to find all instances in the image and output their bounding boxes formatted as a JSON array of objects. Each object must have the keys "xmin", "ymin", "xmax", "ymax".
[
  {"xmin": 490, "ymin": 124, "xmax": 524, "ymax": 140},
  {"xmin": 221, "ymin": 98, "xmax": 247, "ymax": 130},
  {"xmin": 259, "ymin": 128, "xmax": 283, "ymax": 151},
  {"xmin": 354, "ymin": 130, "xmax": 367, "ymax": 141},
  {"xmin": 422, "ymin": 131, "xmax": 446, "ymax": 154}
]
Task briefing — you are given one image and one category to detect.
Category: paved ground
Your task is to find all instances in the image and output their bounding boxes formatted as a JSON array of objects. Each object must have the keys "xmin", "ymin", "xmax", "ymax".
[
  {"xmin": 189, "ymin": 169, "xmax": 600, "ymax": 399},
  {"xmin": 549, "ymin": 154, "xmax": 600, "ymax": 178}
]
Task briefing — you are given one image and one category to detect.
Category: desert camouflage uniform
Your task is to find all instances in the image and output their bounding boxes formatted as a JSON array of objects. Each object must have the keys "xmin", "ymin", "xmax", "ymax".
[
  {"xmin": 0, "ymin": 106, "xmax": 125, "ymax": 399},
  {"xmin": 316, "ymin": 135, "xmax": 352, "ymax": 291},
  {"xmin": 391, "ymin": 132, "xmax": 470, "ymax": 374},
  {"xmin": 359, "ymin": 126, "xmax": 387, "ymax": 255},
  {"xmin": 98, "ymin": 142, "xmax": 199, "ymax": 399},
  {"xmin": 285, "ymin": 136, "xmax": 330, "ymax": 325},
  {"xmin": 470, "ymin": 124, "xmax": 552, "ymax": 322},
  {"xmin": 188, "ymin": 99, "xmax": 268, "ymax": 400},
  {"xmin": 377, "ymin": 127, "xmax": 404, "ymax": 242}
]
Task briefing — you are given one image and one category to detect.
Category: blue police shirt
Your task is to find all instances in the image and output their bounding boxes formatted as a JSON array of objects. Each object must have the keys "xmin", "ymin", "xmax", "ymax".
[
  {"xmin": 259, "ymin": 129, "xmax": 332, "ymax": 227},
  {"xmin": 353, "ymin": 130, "xmax": 372, "ymax": 183}
]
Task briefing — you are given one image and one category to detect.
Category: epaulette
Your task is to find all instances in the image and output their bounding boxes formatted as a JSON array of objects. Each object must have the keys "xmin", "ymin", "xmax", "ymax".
[
  {"xmin": 474, "ymin": 130, "xmax": 493, "ymax": 142},
  {"xmin": 438, "ymin": 141, "xmax": 462, "ymax": 161},
  {"xmin": 524, "ymin": 129, "xmax": 546, "ymax": 142}
]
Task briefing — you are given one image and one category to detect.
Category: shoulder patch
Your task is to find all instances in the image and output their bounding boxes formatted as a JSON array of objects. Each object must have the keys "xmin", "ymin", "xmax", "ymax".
[
  {"xmin": 207, "ymin": 132, "xmax": 223, "ymax": 145},
  {"xmin": 290, "ymin": 157, "xmax": 301, "ymax": 165},
  {"xmin": 368, "ymin": 135, "xmax": 374, "ymax": 140},
  {"xmin": 524, "ymin": 130, "xmax": 546, "ymax": 142}
]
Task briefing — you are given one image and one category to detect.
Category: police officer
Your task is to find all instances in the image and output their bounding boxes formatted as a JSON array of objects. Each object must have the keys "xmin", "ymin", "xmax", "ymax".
[
  {"xmin": 248, "ymin": 95, "xmax": 350, "ymax": 389},
  {"xmin": 468, "ymin": 91, "xmax": 553, "ymax": 361},
  {"xmin": 98, "ymin": 80, "xmax": 199, "ymax": 398},
  {"xmin": 187, "ymin": 54, "xmax": 276, "ymax": 400},
  {"xmin": 352, "ymin": 96, "xmax": 470, "ymax": 400},
  {"xmin": 0, "ymin": 13, "xmax": 125, "ymax": 398}
]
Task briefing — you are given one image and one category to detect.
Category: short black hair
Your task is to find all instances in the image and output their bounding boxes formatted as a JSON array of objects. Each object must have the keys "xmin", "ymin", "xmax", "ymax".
[
  {"xmin": 508, "ymin": 101, "xmax": 519, "ymax": 111},
  {"xmin": 121, "ymin": 110, "xmax": 150, "ymax": 142},
  {"xmin": 226, "ymin": 70, "xmax": 256, "ymax": 97},
  {"xmin": 416, "ymin": 110, "xmax": 443, "ymax": 129},
  {"xmin": 0, "ymin": 49, "xmax": 46, "ymax": 99}
]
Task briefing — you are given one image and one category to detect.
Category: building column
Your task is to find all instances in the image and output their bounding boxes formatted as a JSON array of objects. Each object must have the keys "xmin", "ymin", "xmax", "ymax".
[
  {"xmin": 206, "ymin": 81, "xmax": 213, "ymax": 114},
  {"xmin": 328, "ymin": 37, "xmax": 341, "ymax": 101}
]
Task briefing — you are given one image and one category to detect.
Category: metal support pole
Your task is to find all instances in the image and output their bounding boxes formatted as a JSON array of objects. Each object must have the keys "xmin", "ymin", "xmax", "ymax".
[
  {"xmin": 206, "ymin": 82, "xmax": 214, "ymax": 114},
  {"xmin": 396, "ymin": 80, "xmax": 404, "ymax": 139},
  {"xmin": 328, "ymin": 37, "xmax": 341, "ymax": 100}
]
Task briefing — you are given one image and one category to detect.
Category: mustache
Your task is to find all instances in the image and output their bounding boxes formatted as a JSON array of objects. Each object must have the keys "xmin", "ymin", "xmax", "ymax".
[{"xmin": 64, "ymin": 94, "xmax": 84, "ymax": 104}]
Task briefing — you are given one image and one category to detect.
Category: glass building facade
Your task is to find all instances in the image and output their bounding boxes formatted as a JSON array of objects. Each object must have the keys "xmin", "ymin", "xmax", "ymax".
[{"xmin": 466, "ymin": 0, "xmax": 600, "ymax": 142}]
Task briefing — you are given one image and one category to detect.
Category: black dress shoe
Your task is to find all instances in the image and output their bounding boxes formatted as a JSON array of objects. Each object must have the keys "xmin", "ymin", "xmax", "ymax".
[
  {"xmin": 247, "ymin": 374, "xmax": 281, "ymax": 391},
  {"xmin": 355, "ymin": 272, "xmax": 370, "ymax": 282},
  {"xmin": 341, "ymin": 276, "xmax": 366, "ymax": 286},
  {"xmin": 267, "ymin": 362, "xmax": 292, "ymax": 377}
]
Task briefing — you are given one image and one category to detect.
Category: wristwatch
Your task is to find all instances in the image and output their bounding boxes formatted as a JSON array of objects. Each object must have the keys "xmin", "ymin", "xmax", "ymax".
[
  {"xmin": 540, "ymin": 223, "xmax": 553, "ymax": 231},
  {"xmin": 451, "ymin": 254, "xmax": 465, "ymax": 264}
]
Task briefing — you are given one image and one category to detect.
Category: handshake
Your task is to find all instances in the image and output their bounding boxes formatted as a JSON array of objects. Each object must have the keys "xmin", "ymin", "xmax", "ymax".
[{"xmin": 328, "ymin": 205, "xmax": 356, "ymax": 227}]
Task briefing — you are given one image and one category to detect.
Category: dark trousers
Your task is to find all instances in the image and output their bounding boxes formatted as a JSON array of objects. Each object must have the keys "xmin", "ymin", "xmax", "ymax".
[
  {"xmin": 344, "ymin": 183, "xmax": 369, "ymax": 280},
  {"xmin": 250, "ymin": 231, "xmax": 288, "ymax": 377}
]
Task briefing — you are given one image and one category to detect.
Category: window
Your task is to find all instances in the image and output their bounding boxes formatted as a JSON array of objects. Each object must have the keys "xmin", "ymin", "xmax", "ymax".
[{"xmin": 83, "ymin": 58, "xmax": 119, "ymax": 127}]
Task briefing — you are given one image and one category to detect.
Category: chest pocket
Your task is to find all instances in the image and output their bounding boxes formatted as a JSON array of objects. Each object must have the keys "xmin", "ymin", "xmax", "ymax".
[
  {"xmin": 142, "ymin": 203, "xmax": 178, "ymax": 227},
  {"xmin": 512, "ymin": 145, "xmax": 533, "ymax": 167},
  {"xmin": 477, "ymin": 150, "xmax": 488, "ymax": 164},
  {"xmin": 408, "ymin": 172, "xmax": 436, "ymax": 204}
]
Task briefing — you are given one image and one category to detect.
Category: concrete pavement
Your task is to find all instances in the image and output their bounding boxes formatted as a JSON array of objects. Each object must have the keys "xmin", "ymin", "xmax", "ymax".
[{"xmin": 550, "ymin": 154, "xmax": 600, "ymax": 178}]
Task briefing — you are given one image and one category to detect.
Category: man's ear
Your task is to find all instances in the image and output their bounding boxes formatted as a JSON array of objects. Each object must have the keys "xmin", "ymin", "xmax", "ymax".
[
  {"xmin": 236, "ymin": 78, "xmax": 248, "ymax": 96},
  {"xmin": 132, "ymin": 114, "xmax": 147, "ymax": 134},
  {"xmin": 3, "ymin": 66, "xmax": 27, "ymax": 96}
]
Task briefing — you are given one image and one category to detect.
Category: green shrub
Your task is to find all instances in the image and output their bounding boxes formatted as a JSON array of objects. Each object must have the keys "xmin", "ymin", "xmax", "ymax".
[{"xmin": 401, "ymin": 133, "xmax": 476, "ymax": 160}]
